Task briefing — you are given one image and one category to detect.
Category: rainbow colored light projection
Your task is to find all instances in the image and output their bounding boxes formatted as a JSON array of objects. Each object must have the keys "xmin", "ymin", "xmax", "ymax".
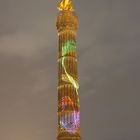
[
  {"xmin": 60, "ymin": 96, "xmax": 80, "ymax": 134},
  {"xmin": 62, "ymin": 40, "xmax": 79, "ymax": 93},
  {"xmin": 60, "ymin": 40, "xmax": 80, "ymax": 134}
]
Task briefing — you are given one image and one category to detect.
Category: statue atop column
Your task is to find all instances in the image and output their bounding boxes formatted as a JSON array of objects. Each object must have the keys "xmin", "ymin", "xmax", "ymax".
[{"xmin": 57, "ymin": 0, "xmax": 74, "ymax": 11}]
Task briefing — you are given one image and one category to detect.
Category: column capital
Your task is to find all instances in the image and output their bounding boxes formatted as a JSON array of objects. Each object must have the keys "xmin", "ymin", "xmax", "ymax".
[{"xmin": 56, "ymin": 11, "xmax": 78, "ymax": 33}]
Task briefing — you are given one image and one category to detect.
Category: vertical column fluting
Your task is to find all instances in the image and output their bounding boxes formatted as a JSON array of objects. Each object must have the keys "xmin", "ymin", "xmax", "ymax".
[{"xmin": 57, "ymin": 10, "xmax": 81, "ymax": 140}]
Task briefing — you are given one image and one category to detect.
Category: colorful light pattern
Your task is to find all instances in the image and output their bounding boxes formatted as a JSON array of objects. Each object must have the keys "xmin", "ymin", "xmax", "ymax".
[
  {"xmin": 62, "ymin": 41, "xmax": 79, "ymax": 92},
  {"xmin": 60, "ymin": 111, "xmax": 80, "ymax": 134},
  {"xmin": 60, "ymin": 40, "xmax": 80, "ymax": 134},
  {"xmin": 61, "ymin": 96, "xmax": 74, "ymax": 111},
  {"xmin": 60, "ymin": 96, "xmax": 80, "ymax": 134}
]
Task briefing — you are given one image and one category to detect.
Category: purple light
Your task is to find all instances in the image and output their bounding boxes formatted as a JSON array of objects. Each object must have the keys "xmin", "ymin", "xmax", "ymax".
[
  {"xmin": 60, "ymin": 111, "xmax": 80, "ymax": 134},
  {"xmin": 60, "ymin": 96, "xmax": 80, "ymax": 134}
]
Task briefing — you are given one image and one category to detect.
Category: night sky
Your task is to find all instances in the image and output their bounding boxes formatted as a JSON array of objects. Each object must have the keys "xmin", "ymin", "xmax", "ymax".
[{"xmin": 0, "ymin": 0, "xmax": 140, "ymax": 140}]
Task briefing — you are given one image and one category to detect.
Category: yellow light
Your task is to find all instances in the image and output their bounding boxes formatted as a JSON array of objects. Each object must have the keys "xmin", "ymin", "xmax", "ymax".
[{"xmin": 57, "ymin": 0, "xmax": 74, "ymax": 11}]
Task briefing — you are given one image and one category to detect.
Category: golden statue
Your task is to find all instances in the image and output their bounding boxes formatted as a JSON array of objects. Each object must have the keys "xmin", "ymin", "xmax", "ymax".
[{"xmin": 57, "ymin": 0, "xmax": 74, "ymax": 11}]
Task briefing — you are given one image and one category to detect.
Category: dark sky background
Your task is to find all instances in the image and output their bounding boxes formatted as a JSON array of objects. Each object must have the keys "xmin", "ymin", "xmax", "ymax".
[{"xmin": 0, "ymin": 0, "xmax": 140, "ymax": 140}]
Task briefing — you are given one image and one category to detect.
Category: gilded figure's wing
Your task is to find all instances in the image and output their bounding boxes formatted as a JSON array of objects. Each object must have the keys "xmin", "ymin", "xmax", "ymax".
[{"xmin": 57, "ymin": 0, "xmax": 74, "ymax": 11}]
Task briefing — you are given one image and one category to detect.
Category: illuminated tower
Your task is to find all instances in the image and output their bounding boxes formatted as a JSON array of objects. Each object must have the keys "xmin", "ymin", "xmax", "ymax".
[{"xmin": 56, "ymin": 0, "xmax": 81, "ymax": 140}]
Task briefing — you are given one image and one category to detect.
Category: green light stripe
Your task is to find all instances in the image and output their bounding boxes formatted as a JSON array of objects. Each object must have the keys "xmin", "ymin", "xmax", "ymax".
[{"xmin": 61, "ymin": 40, "xmax": 79, "ymax": 98}]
